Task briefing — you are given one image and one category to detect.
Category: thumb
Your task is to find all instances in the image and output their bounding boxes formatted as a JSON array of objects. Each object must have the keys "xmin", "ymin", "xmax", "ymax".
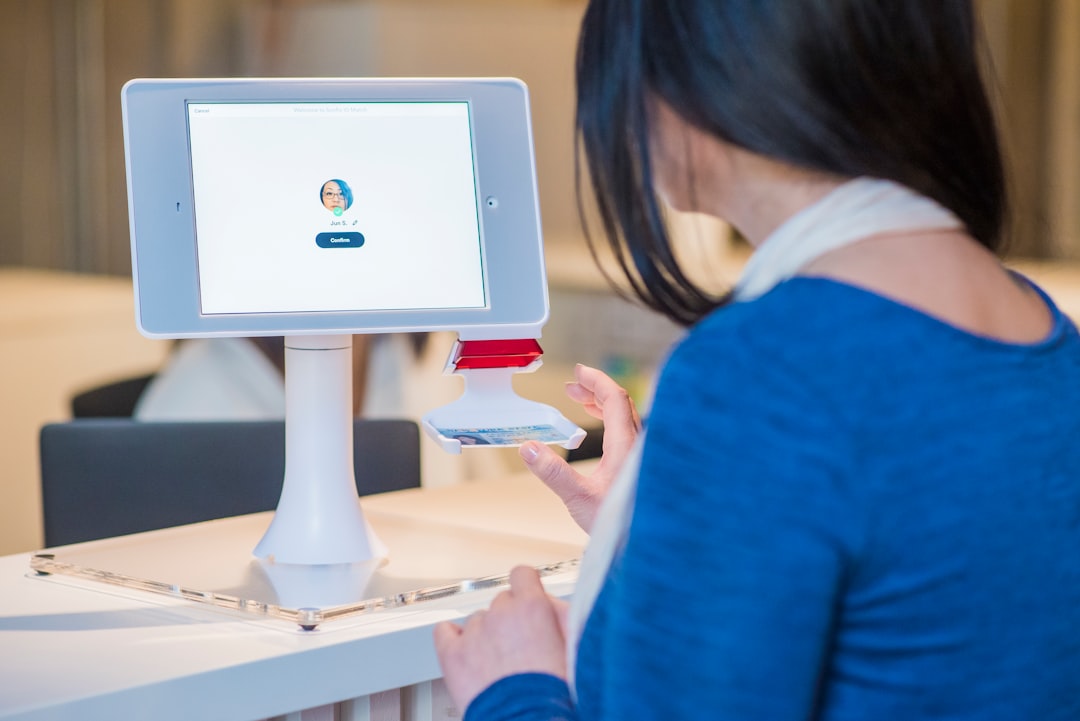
[
  {"xmin": 433, "ymin": 620, "xmax": 462, "ymax": 658},
  {"xmin": 552, "ymin": 597, "xmax": 572, "ymax": 640},
  {"xmin": 520, "ymin": 441, "xmax": 597, "ymax": 532},
  {"xmin": 520, "ymin": 441, "xmax": 581, "ymax": 498}
]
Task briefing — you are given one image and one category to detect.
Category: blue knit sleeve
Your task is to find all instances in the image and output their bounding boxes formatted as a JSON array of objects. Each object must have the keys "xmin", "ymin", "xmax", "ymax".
[
  {"xmin": 575, "ymin": 320, "xmax": 863, "ymax": 719},
  {"xmin": 463, "ymin": 673, "xmax": 577, "ymax": 721}
]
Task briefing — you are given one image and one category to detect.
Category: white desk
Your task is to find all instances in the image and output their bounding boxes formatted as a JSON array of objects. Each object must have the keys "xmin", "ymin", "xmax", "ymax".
[{"xmin": 0, "ymin": 470, "xmax": 589, "ymax": 721}]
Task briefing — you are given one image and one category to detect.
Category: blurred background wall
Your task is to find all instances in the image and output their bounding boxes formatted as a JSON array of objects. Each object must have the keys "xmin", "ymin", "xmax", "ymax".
[
  {"xmin": 0, "ymin": 0, "xmax": 591, "ymax": 276},
  {"xmin": 1, "ymin": 0, "xmax": 1078, "ymax": 275},
  {"xmin": 0, "ymin": 0, "xmax": 1077, "ymax": 555}
]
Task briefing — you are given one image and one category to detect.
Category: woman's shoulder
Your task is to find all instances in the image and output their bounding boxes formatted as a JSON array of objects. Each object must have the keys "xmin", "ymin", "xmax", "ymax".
[
  {"xmin": 675, "ymin": 274, "xmax": 1075, "ymax": 378},
  {"xmin": 651, "ymin": 281, "xmax": 864, "ymax": 456},
  {"xmin": 654, "ymin": 273, "xmax": 1079, "ymax": 441},
  {"xmin": 687, "ymin": 277, "xmax": 920, "ymax": 344},
  {"xmin": 665, "ymin": 278, "xmax": 891, "ymax": 389}
]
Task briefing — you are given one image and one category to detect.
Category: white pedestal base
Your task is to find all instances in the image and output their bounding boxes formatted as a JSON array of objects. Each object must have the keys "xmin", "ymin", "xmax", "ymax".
[{"xmin": 254, "ymin": 335, "xmax": 387, "ymax": 565}]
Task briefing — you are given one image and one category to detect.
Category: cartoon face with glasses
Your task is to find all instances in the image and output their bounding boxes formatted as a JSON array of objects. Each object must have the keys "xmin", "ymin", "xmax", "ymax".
[{"xmin": 320, "ymin": 179, "xmax": 354, "ymax": 215}]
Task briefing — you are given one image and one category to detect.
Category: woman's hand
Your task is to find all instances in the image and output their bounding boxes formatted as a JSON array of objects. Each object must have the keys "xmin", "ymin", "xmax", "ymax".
[
  {"xmin": 434, "ymin": 566, "xmax": 570, "ymax": 713},
  {"xmin": 519, "ymin": 364, "xmax": 641, "ymax": 532}
]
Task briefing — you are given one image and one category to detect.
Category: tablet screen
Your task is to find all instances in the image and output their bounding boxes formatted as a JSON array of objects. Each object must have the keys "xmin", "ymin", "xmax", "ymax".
[{"xmin": 186, "ymin": 101, "xmax": 487, "ymax": 316}]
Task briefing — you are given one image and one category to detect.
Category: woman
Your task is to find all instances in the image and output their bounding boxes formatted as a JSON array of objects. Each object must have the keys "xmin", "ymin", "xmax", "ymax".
[
  {"xmin": 434, "ymin": 1, "xmax": 1080, "ymax": 719},
  {"xmin": 321, "ymin": 178, "xmax": 353, "ymax": 213}
]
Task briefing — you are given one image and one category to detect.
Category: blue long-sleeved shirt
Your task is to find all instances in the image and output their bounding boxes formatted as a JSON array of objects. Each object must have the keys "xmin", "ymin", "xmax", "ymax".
[{"xmin": 466, "ymin": 277, "xmax": 1080, "ymax": 720}]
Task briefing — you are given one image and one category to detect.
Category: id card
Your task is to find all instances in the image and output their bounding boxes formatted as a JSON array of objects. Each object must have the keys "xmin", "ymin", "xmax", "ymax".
[{"xmin": 435, "ymin": 424, "xmax": 570, "ymax": 446}]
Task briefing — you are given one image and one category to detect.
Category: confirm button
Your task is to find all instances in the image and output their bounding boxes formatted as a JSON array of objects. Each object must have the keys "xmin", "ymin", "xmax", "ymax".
[{"xmin": 315, "ymin": 232, "xmax": 365, "ymax": 249}]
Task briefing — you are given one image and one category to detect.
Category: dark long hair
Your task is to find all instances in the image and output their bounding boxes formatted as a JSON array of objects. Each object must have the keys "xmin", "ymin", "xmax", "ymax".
[{"xmin": 576, "ymin": 0, "xmax": 1007, "ymax": 326}]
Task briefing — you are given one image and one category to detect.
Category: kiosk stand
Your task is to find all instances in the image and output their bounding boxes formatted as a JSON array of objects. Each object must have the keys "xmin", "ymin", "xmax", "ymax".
[
  {"xmin": 253, "ymin": 335, "xmax": 388, "ymax": 566},
  {"xmin": 32, "ymin": 77, "xmax": 586, "ymax": 629}
]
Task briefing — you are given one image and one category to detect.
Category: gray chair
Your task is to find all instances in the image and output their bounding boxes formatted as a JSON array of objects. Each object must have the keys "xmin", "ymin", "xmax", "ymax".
[
  {"xmin": 40, "ymin": 418, "xmax": 421, "ymax": 547},
  {"xmin": 70, "ymin": 373, "xmax": 156, "ymax": 418}
]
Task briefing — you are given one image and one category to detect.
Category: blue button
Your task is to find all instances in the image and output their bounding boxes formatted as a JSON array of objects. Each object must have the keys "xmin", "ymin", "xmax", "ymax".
[{"xmin": 315, "ymin": 232, "xmax": 365, "ymax": 249}]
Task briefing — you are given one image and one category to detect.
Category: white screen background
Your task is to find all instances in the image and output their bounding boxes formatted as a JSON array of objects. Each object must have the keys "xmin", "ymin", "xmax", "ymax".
[{"xmin": 187, "ymin": 102, "xmax": 486, "ymax": 314}]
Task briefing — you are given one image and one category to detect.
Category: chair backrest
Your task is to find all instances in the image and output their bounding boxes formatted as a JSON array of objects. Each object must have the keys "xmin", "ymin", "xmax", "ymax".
[
  {"xmin": 71, "ymin": 373, "xmax": 157, "ymax": 418},
  {"xmin": 40, "ymin": 418, "xmax": 421, "ymax": 547}
]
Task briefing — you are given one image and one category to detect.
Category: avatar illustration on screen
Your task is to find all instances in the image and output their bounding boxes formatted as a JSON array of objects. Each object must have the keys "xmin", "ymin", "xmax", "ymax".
[{"xmin": 320, "ymin": 178, "xmax": 353, "ymax": 216}]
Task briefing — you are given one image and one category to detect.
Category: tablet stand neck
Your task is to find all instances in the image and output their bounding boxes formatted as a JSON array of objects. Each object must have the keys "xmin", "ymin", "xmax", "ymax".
[{"xmin": 253, "ymin": 335, "xmax": 386, "ymax": 565}]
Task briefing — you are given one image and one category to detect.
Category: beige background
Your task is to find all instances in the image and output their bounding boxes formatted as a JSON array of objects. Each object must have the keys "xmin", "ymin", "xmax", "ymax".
[{"xmin": 1, "ymin": 0, "xmax": 1078, "ymax": 555}]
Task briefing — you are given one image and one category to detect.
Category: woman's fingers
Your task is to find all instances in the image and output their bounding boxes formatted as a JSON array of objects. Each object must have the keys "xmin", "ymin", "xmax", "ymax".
[
  {"xmin": 573, "ymin": 365, "xmax": 641, "ymax": 462},
  {"xmin": 543, "ymin": 594, "xmax": 571, "ymax": 640},
  {"xmin": 520, "ymin": 441, "xmax": 600, "ymax": 531},
  {"xmin": 434, "ymin": 568, "xmax": 569, "ymax": 713},
  {"xmin": 572, "ymin": 365, "xmax": 641, "ymax": 431},
  {"xmin": 433, "ymin": 619, "xmax": 463, "ymax": 656},
  {"xmin": 520, "ymin": 441, "xmax": 581, "ymax": 492},
  {"xmin": 508, "ymin": 565, "xmax": 545, "ymax": 596},
  {"xmin": 565, "ymin": 381, "xmax": 604, "ymax": 420},
  {"xmin": 521, "ymin": 365, "xmax": 643, "ymax": 532}
]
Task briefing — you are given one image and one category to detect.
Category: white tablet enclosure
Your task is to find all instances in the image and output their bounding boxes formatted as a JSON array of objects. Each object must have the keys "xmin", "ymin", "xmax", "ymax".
[{"xmin": 121, "ymin": 78, "xmax": 548, "ymax": 341}]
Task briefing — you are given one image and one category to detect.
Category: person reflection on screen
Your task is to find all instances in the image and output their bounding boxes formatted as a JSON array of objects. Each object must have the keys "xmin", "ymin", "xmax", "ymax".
[{"xmin": 320, "ymin": 179, "xmax": 353, "ymax": 213}]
